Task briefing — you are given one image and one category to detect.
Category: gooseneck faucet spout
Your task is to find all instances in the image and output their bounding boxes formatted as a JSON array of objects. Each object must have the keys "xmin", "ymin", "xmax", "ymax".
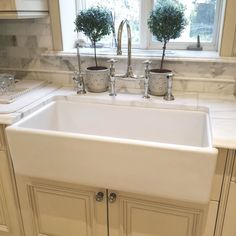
[
  {"xmin": 73, "ymin": 40, "xmax": 86, "ymax": 94},
  {"xmin": 117, "ymin": 20, "xmax": 134, "ymax": 78}
]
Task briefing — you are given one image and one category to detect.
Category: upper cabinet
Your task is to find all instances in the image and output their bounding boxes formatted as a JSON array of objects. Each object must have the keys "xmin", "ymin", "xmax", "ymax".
[{"xmin": 0, "ymin": 0, "xmax": 48, "ymax": 19}]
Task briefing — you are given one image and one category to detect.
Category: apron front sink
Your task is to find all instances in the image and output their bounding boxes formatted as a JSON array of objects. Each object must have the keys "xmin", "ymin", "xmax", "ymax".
[{"xmin": 6, "ymin": 99, "xmax": 218, "ymax": 204}]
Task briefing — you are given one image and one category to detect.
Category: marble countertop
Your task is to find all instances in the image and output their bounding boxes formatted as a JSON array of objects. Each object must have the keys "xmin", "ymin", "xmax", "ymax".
[
  {"xmin": 0, "ymin": 83, "xmax": 61, "ymax": 123},
  {"xmin": 0, "ymin": 85, "xmax": 236, "ymax": 149}
]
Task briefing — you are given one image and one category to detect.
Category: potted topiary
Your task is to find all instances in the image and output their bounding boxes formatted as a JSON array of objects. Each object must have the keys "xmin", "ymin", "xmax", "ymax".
[
  {"xmin": 147, "ymin": 0, "xmax": 187, "ymax": 96},
  {"xmin": 75, "ymin": 6, "xmax": 113, "ymax": 92}
]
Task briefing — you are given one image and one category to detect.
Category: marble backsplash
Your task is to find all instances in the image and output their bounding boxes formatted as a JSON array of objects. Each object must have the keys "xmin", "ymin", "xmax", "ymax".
[
  {"xmin": 0, "ymin": 17, "xmax": 52, "ymax": 68},
  {"xmin": 6, "ymin": 53, "xmax": 233, "ymax": 96},
  {"xmin": 0, "ymin": 17, "xmax": 235, "ymax": 95},
  {"xmin": 0, "ymin": 52, "xmax": 235, "ymax": 96}
]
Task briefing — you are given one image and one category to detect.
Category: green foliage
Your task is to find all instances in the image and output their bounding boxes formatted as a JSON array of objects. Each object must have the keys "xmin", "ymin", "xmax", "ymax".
[
  {"xmin": 148, "ymin": 0, "xmax": 187, "ymax": 43},
  {"xmin": 147, "ymin": 0, "xmax": 187, "ymax": 70},
  {"xmin": 75, "ymin": 6, "xmax": 113, "ymax": 67},
  {"xmin": 75, "ymin": 6, "xmax": 112, "ymax": 43}
]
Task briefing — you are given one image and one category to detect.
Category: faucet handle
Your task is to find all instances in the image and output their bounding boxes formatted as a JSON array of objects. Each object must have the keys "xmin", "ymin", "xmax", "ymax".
[
  {"xmin": 142, "ymin": 61, "xmax": 151, "ymax": 99},
  {"xmin": 107, "ymin": 58, "xmax": 118, "ymax": 65},
  {"xmin": 142, "ymin": 60, "xmax": 152, "ymax": 79},
  {"xmin": 164, "ymin": 74, "xmax": 174, "ymax": 101},
  {"xmin": 142, "ymin": 60, "xmax": 152, "ymax": 69},
  {"xmin": 107, "ymin": 59, "xmax": 117, "ymax": 96},
  {"xmin": 107, "ymin": 58, "xmax": 118, "ymax": 77},
  {"xmin": 72, "ymin": 70, "xmax": 86, "ymax": 95},
  {"xmin": 73, "ymin": 70, "xmax": 79, "ymax": 81},
  {"xmin": 142, "ymin": 60, "xmax": 152, "ymax": 64}
]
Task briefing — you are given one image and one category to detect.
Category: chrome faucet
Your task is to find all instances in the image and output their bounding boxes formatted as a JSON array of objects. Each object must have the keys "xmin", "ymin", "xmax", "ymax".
[
  {"xmin": 142, "ymin": 60, "xmax": 151, "ymax": 99},
  {"xmin": 73, "ymin": 71, "xmax": 86, "ymax": 94},
  {"xmin": 117, "ymin": 20, "xmax": 135, "ymax": 78},
  {"xmin": 73, "ymin": 40, "xmax": 86, "ymax": 94},
  {"xmin": 107, "ymin": 58, "xmax": 118, "ymax": 96},
  {"xmin": 164, "ymin": 74, "xmax": 174, "ymax": 101}
]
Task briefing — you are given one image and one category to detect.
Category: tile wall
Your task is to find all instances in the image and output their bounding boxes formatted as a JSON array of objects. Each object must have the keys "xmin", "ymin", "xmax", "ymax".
[{"xmin": 0, "ymin": 17, "xmax": 52, "ymax": 69}]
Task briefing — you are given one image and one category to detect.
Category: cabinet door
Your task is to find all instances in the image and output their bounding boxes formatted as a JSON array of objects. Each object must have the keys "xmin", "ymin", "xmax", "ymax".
[
  {"xmin": 0, "ymin": 174, "xmax": 9, "ymax": 236},
  {"xmin": 0, "ymin": 0, "xmax": 48, "ymax": 18},
  {"xmin": 15, "ymin": 0, "xmax": 48, "ymax": 11},
  {"xmin": 232, "ymin": 153, "xmax": 236, "ymax": 182},
  {"xmin": 0, "ymin": 150, "xmax": 23, "ymax": 236},
  {"xmin": 0, "ymin": 0, "xmax": 48, "ymax": 11},
  {"xmin": 221, "ymin": 182, "xmax": 236, "ymax": 236},
  {"xmin": 202, "ymin": 201, "xmax": 218, "ymax": 236},
  {"xmin": 0, "ymin": 1, "xmax": 16, "ymax": 11},
  {"xmin": 108, "ymin": 190, "xmax": 207, "ymax": 236},
  {"xmin": 16, "ymin": 176, "xmax": 107, "ymax": 236}
]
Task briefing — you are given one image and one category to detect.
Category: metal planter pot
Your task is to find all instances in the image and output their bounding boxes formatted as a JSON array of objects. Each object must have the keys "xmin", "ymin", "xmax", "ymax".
[
  {"xmin": 148, "ymin": 69, "xmax": 173, "ymax": 96},
  {"xmin": 86, "ymin": 66, "xmax": 109, "ymax": 93}
]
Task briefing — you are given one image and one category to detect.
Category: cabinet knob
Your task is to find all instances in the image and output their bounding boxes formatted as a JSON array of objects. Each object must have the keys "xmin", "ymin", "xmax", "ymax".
[
  {"xmin": 108, "ymin": 192, "xmax": 117, "ymax": 203},
  {"xmin": 95, "ymin": 192, "xmax": 104, "ymax": 202}
]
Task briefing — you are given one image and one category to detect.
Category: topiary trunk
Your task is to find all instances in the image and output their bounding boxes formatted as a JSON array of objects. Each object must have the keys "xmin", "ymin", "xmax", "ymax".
[
  {"xmin": 160, "ymin": 40, "xmax": 167, "ymax": 71},
  {"xmin": 93, "ymin": 40, "xmax": 98, "ymax": 68}
]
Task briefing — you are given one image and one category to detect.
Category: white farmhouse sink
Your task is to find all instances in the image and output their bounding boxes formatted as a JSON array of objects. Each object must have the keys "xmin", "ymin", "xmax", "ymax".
[{"xmin": 6, "ymin": 99, "xmax": 218, "ymax": 204}]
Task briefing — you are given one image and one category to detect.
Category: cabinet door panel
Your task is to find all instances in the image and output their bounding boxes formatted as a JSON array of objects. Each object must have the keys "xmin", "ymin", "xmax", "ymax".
[
  {"xmin": 109, "ymin": 191, "xmax": 205, "ymax": 236},
  {"xmin": 30, "ymin": 187, "xmax": 92, "ymax": 235},
  {"xmin": 17, "ymin": 176, "xmax": 107, "ymax": 236}
]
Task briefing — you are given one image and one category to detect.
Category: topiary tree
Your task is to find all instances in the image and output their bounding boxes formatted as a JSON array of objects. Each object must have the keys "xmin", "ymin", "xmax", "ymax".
[
  {"xmin": 75, "ymin": 6, "xmax": 113, "ymax": 69},
  {"xmin": 148, "ymin": 0, "xmax": 187, "ymax": 71}
]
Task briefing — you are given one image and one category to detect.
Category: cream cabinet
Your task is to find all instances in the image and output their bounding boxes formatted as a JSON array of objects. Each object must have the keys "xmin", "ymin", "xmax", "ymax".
[
  {"xmin": 232, "ymin": 154, "xmax": 236, "ymax": 182},
  {"xmin": 221, "ymin": 182, "xmax": 236, "ymax": 236},
  {"xmin": 9, "ymin": 148, "xmax": 229, "ymax": 236},
  {"xmin": 221, "ymin": 152, "xmax": 236, "ymax": 236},
  {"xmin": 15, "ymin": 175, "xmax": 218, "ymax": 236},
  {"xmin": 0, "ymin": 0, "xmax": 48, "ymax": 18},
  {"xmin": 0, "ymin": 120, "xmax": 231, "ymax": 236},
  {"xmin": 16, "ymin": 176, "xmax": 107, "ymax": 236},
  {"xmin": 0, "ymin": 126, "xmax": 23, "ymax": 236},
  {"xmin": 108, "ymin": 190, "xmax": 216, "ymax": 236}
]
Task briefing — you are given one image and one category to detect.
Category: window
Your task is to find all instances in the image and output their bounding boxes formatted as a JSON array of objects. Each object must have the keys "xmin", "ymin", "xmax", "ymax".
[
  {"xmin": 62, "ymin": 0, "xmax": 224, "ymax": 51},
  {"xmin": 76, "ymin": 0, "xmax": 141, "ymax": 47},
  {"xmin": 151, "ymin": 0, "xmax": 223, "ymax": 50}
]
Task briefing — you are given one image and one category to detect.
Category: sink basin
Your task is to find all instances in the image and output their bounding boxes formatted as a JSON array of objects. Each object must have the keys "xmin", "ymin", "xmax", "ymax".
[{"xmin": 6, "ymin": 98, "xmax": 218, "ymax": 204}]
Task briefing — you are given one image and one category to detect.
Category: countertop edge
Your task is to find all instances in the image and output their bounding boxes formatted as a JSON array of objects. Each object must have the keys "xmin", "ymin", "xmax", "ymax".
[{"xmin": 0, "ymin": 86, "xmax": 236, "ymax": 150}]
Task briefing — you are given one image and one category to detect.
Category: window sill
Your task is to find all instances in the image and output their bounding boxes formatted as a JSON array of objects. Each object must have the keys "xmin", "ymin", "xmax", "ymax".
[{"xmin": 44, "ymin": 48, "xmax": 236, "ymax": 64}]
